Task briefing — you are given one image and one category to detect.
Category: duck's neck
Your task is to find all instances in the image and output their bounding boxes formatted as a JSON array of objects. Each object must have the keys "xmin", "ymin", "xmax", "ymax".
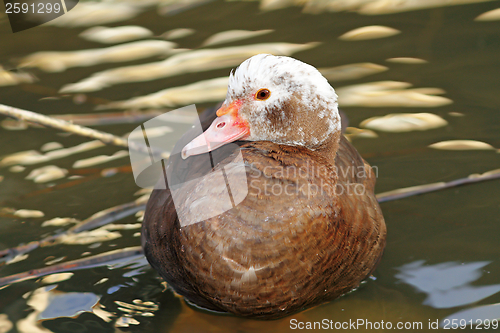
[{"xmin": 308, "ymin": 130, "xmax": 341, "ymax": 168}]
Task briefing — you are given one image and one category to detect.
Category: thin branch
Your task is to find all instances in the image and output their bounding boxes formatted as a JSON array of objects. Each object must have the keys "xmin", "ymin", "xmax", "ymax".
[
  {"xmin": 69, "ymin": 201, "xmax": 145, "ymax": 233},
  {"xmin": 0, "ymin": 247, "xmax": 144, "ymax": 287},
  {"xmin": 2, "ymin": 110, "xmax": 168, "ymax": 127},
  {"xmin": 0, "ymin": 103, "xmax": 166, "ymax": 158},
  {"xmin": 0, "ymin": 103, "xmax": 128, "ymax": 147},
  {"xmin": 377, "ymin": 168, "xmax": 500, "ymax": 203},
  {"xmin": 0, "ymin": 201, "xmax": 146, "ymax": 262},
  {"xmin": 53, "ymin": 110, "xmax": 166, "ymax": 126}
]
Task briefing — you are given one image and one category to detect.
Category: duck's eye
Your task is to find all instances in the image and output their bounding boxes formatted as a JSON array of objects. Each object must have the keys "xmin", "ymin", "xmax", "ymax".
[{"xmin": 255, "ymin": 88, "xmax": 271, "ymax": 101}]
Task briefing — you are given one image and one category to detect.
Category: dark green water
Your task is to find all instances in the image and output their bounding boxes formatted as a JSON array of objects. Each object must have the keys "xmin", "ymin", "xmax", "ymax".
[{"xmin": 1, "ymin": 0, "xmax": 500, "ymax": 332}]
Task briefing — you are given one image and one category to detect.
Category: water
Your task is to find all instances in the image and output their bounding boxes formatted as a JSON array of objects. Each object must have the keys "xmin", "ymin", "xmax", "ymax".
[{"xmin": 1, "ymin": 0, "xmax": 500, "ymax": 332}]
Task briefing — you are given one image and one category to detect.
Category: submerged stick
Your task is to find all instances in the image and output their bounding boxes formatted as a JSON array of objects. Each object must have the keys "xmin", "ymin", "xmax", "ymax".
[
  {"xmin": 0, "ymin": 103, "xmax": 166, "ymax": 158},
  {"xmin": 53, "ymin": 110, "xmax": 166, "ymax": 126},
  {"xmin": 376, "ymin": 168, "xmax": 500, "ymax": 203},
  {"xmin": 2, "ymin": 110, "xmax": 168, "ymax": 127},
  {"xmin": 0, "ymin": 200, "xmax": 146, "ymax": 262},
  {"xmin": 69, "ymin": 201, "xmax": 145, "ymax": 233},
  {"xmin": 0, "ymin": 104, "xmax": 129, "ymax": 147},
  {"xmin": 0, "ymin": 247, "xmax": 144, "ymax": 287}
]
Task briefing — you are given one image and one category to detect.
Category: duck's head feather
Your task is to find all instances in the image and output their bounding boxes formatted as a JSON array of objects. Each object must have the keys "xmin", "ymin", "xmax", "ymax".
[{"xmin": 182, "ymin": 54, "xmax": 341, "ymax": 159}]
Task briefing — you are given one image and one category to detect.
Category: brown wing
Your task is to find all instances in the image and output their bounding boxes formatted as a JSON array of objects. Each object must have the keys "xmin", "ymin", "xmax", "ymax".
[{"xmin": 334, "ymin": 135, "xmax": 386, "ymax": 275}]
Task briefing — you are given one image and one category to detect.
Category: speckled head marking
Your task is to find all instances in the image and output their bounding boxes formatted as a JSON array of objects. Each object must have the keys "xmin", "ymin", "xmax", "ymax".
[
  {"xmin": 181, "ymin": 54, "xmax": 343, "ymax": 160},
  {"xmin": 225, "ymin": 54, "xmax": 341, "ymax": 151}
]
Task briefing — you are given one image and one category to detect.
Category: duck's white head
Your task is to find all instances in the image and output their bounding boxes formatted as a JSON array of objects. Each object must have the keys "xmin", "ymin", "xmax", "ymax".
[{"xmin": 182, "ymin": 54, "xmax": 341, "ymax": 159}]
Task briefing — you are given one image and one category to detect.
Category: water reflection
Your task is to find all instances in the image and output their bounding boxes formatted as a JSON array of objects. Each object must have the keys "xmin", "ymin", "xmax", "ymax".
[
  {"xmin": 396, "ymin": 260, "xmax": 500, "ymax": 309},
  {"xmin": 0, "ymin": 314, "xmax": 13, "ymax": 332},
  {"xmin": 58, "ymin": 42, "xmax": 318, "ymax": 93},
  {"xmin": 201, "ymin": 29, "xmax": 274, "ymax": 46},
  {"xmin": 162, "ymin": 28, "xmax": 196, "ymax": 40},
  {"xmin": 336, "ymin": 81, "xmax": 452, "ymax": 108},
  {"xmin": 79, "ymin": 26, "xmax": 154, "ymax": 44},
  {"xmin": 1, "ymin": 0, "xmax": 500, "ymax": 331},
  {"xmin": 17, "ymin": 284, "xmax": 99, "ymax": 332},
  {"xmin": 15, "ymin": 283, "xmax": 156, "ymax": 331},
  {"xmin": 39, "ymin": 289, "xmax": 99, "ymax": 320},
  {"xmin": 20, "ymin": 40, "xmax": 177, "ymax": 73},
  {"xmin": 475, "ymin": 8, "xmax": 500, "ymax": 21},
  {"xmin": 254, "ymin": 0, "xmax": 498, "ymax": 14},
  {"xmin": 102, "ymin": 77, "xmax": 230, "ymax": 109},
  {"xmin": 338, "ymin": 25, "xmax": 400, "ymax": 41},
  {"xmin": 428, "ymin": 140, "xmax": 498, "ymax": 151},
  {"xmin": 443, "ymin": 302, "xmax": 500, "ymax": 327},
  {"xmin": 319, "ymin": 62, "xmax": 388, "ymax": 81},
  {"xmin": 44, "ymin": 1, "xmax": 142, "ymax": 27},
  {"xmin": 0, "ymin": 66, "xmax": 35, "ymax": 86},
  {"xmin": 360, "ymin": 113, "xmax": 448, "ymax": 132}
]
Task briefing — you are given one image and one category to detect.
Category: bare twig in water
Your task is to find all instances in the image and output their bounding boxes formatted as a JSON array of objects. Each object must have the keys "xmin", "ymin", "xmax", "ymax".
[
  {"xmin": 0, "ymin": 201, "xmax": 146, "ymax": 262},
  {"xmin": 53, "ymin": 110, "xmax": 167, "ymax": 126},
  {"xmin": 377, "ymin": 168, "xmax": 500, "ymax": 203},
  {"xmin": 0, "ymin": 104, "xmax": 128, "ymax": 147},
  {"xmin": 2, "ymin": 110, "xmax": 169, "ymax": 128},
  {"xmin": 0, "ymin": 247, "xmax": 144, "ymax": 287},
  {"xmin": 69, "ymin": 201, "xmax": 145, "ymax": 233},
  {"xmin": 0, "ymin": 103, "xmax": 165, "ymax": 158}
]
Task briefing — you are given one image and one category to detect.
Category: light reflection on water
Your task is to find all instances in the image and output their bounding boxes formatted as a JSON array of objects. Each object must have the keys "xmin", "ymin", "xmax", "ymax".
[
  {"xmin": 1, "ymin": 0, "xmax": 500, "ymax": 332},
  {"xmin": 396, "ymin": 260, "xmax": 500, "ymax": 309}
]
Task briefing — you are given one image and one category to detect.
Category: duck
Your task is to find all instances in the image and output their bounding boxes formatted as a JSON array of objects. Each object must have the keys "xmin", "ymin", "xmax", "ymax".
[{"xmin": 141, "ymin": 54, "xmax": 386, "ymax": 319}]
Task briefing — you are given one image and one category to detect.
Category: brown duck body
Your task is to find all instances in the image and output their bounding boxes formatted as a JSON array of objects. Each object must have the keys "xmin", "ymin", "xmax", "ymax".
[{"xmin": 141, "ymin": 109, "xmax": 386, "ymax": 318}]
